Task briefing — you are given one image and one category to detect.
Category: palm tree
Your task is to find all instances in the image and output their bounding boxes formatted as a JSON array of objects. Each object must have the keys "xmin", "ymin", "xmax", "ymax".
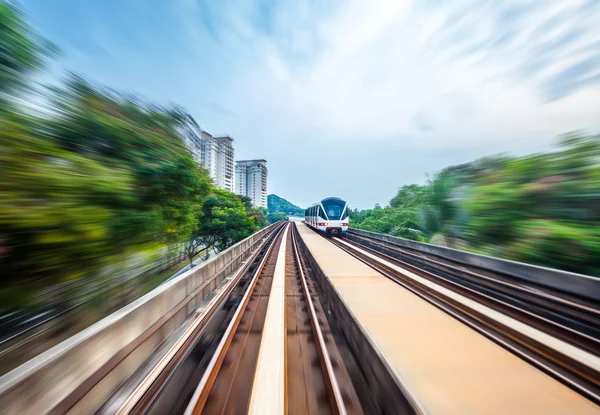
[{"xmin": 417, "ymin": 172, "xmax": 457, "ymax": 242}]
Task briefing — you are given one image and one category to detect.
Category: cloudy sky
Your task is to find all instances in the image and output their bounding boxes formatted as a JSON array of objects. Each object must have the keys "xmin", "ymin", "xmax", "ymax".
[{"xmin": 21, "ymin": 0, "xmax": 600, "ymax": 209}]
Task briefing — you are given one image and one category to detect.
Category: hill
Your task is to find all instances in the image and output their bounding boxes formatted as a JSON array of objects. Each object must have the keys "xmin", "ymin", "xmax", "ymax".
[{"xmin": 267, "ymin": 194, "xmax": 304, "ymax": 216}]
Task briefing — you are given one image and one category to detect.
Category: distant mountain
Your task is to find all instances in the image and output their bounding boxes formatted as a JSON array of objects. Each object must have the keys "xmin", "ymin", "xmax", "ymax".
[{"xmin": 267, "ymin": 194, "xmax": 304, "ymax": 216}]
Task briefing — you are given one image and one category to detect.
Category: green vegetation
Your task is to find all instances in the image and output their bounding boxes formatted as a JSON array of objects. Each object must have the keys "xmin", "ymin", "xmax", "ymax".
[
  {"xmin": 0, "ymin": 1, "xmax": 264, "ymax": 291},
  {"xmin": 182, "ymin": 190, "xmax": 265, "ymax": 264},
  {"xmin": 266, "ymin": 212, "xmax": 288, "ymax": 224},
  {"xmin": 0, "ymin": 1, "xmax": 55, "ymax": 110},
  {"xmin": 267, "ymin": 194, "xmax": 303, "ymax": 216},
  {"xmin": 351, "ymin": 133, "xmax": 600, "ymax": 276}
]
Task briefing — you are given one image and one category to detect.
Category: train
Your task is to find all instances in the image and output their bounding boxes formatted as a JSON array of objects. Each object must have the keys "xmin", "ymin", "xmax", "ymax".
[{"xmin": 304, "ymin": 197, "xmax": 349, "ymax": 236}]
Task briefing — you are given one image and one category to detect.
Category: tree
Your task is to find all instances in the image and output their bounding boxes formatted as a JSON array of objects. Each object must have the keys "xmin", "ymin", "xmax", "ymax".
[
  {"xmin": 238, "ymin": 195, "xmax": 268, "ymax": 228},
  {"xmin": 0, "ymin": 1, "xmax": 55, "ymax": 109},
  {"xmin": 183, "ymin": 189, "xmax": 259, "ymax": 264},
  {"xmin": 389, "ymin": 184, "xmax": 428, "ymax": 209},
  {"xmin": 462, "ymin": 132, "xmax": 600, "ymax": 274},
  {"xmin": 266, "ymin": 212, "xmax": 288, "ymax": 224},
  {"xmin": 341, "ymin": 133, "xmax": 600, "ymax": 275},
  {"xmin": 1, "ymin": 74, "xmax": 212, "ymax": 283},
  {"xmin": 267, "ymin": 194, "xmax": 304, "ymax": 216},
  {"xmin": 416, "ymin": 171, "xmax": 457, "ymax": 239}
]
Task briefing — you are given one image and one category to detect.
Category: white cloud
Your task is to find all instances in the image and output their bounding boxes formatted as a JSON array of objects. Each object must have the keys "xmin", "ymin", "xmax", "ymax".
[
  {"xmin": 167, "ymin": 0, "xmax": 600, "ymax": 206},
  {"xmin": 70, "ymin": 0, "xmax": 592, "ymax": 208}
]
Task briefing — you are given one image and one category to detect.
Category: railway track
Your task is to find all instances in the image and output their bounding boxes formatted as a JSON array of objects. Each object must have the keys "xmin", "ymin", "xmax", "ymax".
[
  {"xmin": 183, "ymin": 224, "xmax": 286, "ymax": 413},
  {"xmin": 184, "ymin": 223, "xmax": 362, "ymax": 414},
  {"xmin": 328, "ymin": 233, "xmax": 600, "ymax": 404},
  {"xmin": 96, "ymin": 222, "xmax": 365, "ymax": 414},
  {"xmin": 345, "ymin": 231, "xmax": 600, "ymax": 346},
  {"xmin": 8, "ymin": 221, "xmax": 597, "ymax": 413},
  {"xmin": 286, "ymin": 224, "xmax": 361, "ymax": 414},
  {"xmin": 42, "ymin": 223, "xmax": 285, "ymax": 415}
]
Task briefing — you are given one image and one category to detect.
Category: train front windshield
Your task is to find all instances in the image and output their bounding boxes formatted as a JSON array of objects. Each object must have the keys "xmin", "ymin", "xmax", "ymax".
[{"xmin": 322, "ymin": 199, "xmax": 345, "ymax": 220}]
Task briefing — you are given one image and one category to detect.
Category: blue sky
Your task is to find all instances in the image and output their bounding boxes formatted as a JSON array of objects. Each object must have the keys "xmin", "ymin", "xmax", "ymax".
[{"xmin": 21, "ymin": 0, "xmax": 600, "ymax": 209}]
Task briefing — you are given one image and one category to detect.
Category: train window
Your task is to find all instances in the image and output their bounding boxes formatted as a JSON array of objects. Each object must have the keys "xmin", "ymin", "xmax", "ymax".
[
  {"xmin": 341, "ymin": 206, "xmax": 349, "ymax": 220},
  {"xmin": 317, "ymin": 206, "xmax": 327, "ymax": 220},
  {"xmin": 322, "ymin": 199, "xmax": 345, "ymax": 220}
]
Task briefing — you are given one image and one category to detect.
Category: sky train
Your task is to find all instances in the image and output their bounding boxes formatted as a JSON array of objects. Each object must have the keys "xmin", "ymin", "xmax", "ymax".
[{"xmin": 304, "ymin": 197, "xmax": 349, "ymax": 236}]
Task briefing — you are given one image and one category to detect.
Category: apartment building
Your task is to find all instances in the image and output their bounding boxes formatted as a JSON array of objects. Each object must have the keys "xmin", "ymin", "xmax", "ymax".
[
  {"xmin": 200, "ymin": 130, "xmax": 218, "ymax": 180},
  {"xmin": 179, "ymin": 116, "xmax": 235, "ymax": 192},
  {"xmin": 214, "ymin": 136, "xmax": 235, "ymax": 192},
  {"xmin": 180, "ymin": 116, "xmax": 204, "ymax": 165},
  {"xmin": 235, "ymin": 159, "xmax": 268, "ymax": 209}
]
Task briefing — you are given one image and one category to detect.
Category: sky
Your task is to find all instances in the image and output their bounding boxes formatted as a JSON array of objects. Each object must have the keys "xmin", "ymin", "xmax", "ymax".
[{"xmin": 20, "ymin": 0, "xmax": 600, "ymax": 209}]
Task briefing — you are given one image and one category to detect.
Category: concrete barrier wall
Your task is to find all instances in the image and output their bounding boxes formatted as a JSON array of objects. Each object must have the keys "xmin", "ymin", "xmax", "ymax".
[
  {"xmin": 349, "ymin": 228, "xmax": 600, "ymax": 302},
  {"xmin": 0, "ymin": 223, "xmax": 280, "ymax": 415}
]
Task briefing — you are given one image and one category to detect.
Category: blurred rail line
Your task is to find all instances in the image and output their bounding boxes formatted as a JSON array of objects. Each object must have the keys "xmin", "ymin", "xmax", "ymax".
[
  {"xmin": 2, "ymin": 221, "xmax": 598, "ymax": 414},
  {"xmin": 97, "ymin": 222, "xmax": 367, "ymax": 415},
  {"xmin": 287, "ymin": 225, "xmax": 362, "ymax": 414},
  {"xmin": 182, "ymin": 224, "xmax": 286, "ymax": 414},
  {"xmin": 97, "ymin": 224, "xmax": 286, "ymax": 414},
  {"xmin": 184, "ymin": 223, "xmax": 363, "ymax": 414}
]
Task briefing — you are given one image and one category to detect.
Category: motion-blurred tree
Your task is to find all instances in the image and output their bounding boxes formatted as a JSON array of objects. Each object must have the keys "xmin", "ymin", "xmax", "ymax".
[
  {"xmin": 0, "ymin": 0, "xmax": 277, "ymax": 294},
  {"xmin": 0, "ymin": 1, "xmax": 55, "ymax": 109},
  {"xmin": 352, "ymin": 132, "xmax": 600, "ymax": 275},
  {"xmin": 416, "ymin": 171, "xmax": 457, "ymax": 240},
  {"xmin": 463, "ymin": 132, "xmax": 600, "ymax": 274},
  {"xmin": 1, "ymin": 80, "xmax": 213, "ymax": 282}
]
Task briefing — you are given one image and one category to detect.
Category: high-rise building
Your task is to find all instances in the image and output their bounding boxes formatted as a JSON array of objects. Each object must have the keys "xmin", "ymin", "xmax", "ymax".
[
  {"xmin": 179, "ymin": 116, "xmax": 203, "ymax": 165},
  {"xmin": 200, "ymin": 131, "xmax": 218, "ymax": 181},
  {"xmin": 214, "ymin": 136, "xmax": 235, "ymax": 192},
  {"xmin": 179, "ymin": 116, "xmax": 235, "ymax": 192},
  {"xmin": 235, "ymin": 159, "xmax": 268, "ymax": 209}
]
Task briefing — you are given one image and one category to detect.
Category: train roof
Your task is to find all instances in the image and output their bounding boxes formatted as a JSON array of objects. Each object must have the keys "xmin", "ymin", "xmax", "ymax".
[{"xmin": 307, "ymin": 197, "xmax": 347, "ymax": 208}]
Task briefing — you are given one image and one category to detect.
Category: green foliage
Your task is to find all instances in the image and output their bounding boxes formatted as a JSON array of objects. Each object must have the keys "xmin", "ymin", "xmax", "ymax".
[
  {"xmin": 389, "ymin": 184, "xmax": 428, "ymax": 208},
  {"xmin": 1, "ymin": 80, "xmax": 213, "ymax": 282},
  {"xmin": 350, "ymin": 206, "xmax": 425, "ymax": 241},
  {"xmin": 462, "ymin": 132, "xmax": 600, "ymax": 274},
  {"xmin": 183, "ymin": 189, "xmax": 260, "ymax": 263},
  {"xmin": 266, "ymin": 212, "xmax": 288, "ymax": 224},
  {"xmin": 0, "ymin": 1, "xmax": 55, "ymax": 106},
  {"xmin": 267, "ymin": 194, "xmax": 303, "ymax": 216},
  {"xmin": 238, "ymin": 195, "xmax": 268, "ymax": 228},
  {"xmin": 352, "ymin": 132, "xmax": 600, "ymax": 276},
  {"xmin": 506, "ymin": 220, "xmax": 600, "ymax": 276},
  {"xmin": 416, "ymin": 171, "xmax": 457, "ymax": 238},
  {"xmin": 1, "ymin": 6, "xmax": 258, "ymax": 285}
]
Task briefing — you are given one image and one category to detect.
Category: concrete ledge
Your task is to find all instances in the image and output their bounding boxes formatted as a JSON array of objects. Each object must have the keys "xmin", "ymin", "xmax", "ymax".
[
  {"xmin": 0, "ymin": 223, "xmax": 280, "ymax": 415},
  {"xmin": 349, "ymin": 228, "xmax": 600, "ymax": 302}
]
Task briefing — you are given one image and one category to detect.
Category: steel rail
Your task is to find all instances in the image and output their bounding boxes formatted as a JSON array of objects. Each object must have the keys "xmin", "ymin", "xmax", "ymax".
[
  {"xmin": 291, "ymin": 227, "xmax": 347, "ymax": 414},
  {"xmin": 328, "ymin": 236, "xmax": 600, "ymax": 404},
  {"xmin": 112, "ymin": 223, "xmax": 286, "ymax": 415},
  {"xmin": 183, "ymin": 223, "xmax": 288, "ymax": 415},
  {"xmin": 342, "ymin": 235, "xmax": 600, "ymax": 355},
  {"xmin": 347, "ymin": 233, "xmax": 600, "ymax": 318}
]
